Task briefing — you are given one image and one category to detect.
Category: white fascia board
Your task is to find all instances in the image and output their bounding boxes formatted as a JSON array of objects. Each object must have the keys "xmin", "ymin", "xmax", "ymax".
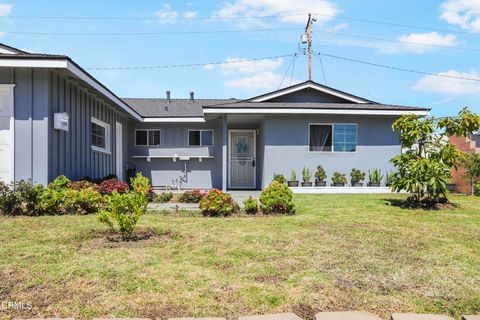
[
  {"xmin": 0, "ymin": 57, "xmax": 143, "ymax": 121},
  {"xmin": 0, "ymin": 58, "xmax": 68, "ymax": 68},
  {"xmin": 203, "ymin": 108, "xmax": 429, "ymax": 116},
  {"xmin": 142, "ymin": 117, "xmax": 206, "ymax": 123},
  {"xmin": 66, "ymin": 61, "xmax": 142, "ymax": 121},
  {"xmin": 252, "ymin": 83, "xmax": 370, "ymax": 104}
]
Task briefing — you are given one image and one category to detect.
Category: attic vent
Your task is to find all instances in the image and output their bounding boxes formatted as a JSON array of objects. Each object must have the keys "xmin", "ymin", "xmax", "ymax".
[{"xmin": 164, "ymin": 105, "xmax": 169, "ymax": 111}]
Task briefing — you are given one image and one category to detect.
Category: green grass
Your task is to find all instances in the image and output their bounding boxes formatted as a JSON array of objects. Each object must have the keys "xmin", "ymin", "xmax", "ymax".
[{"xmin": 1, "ymin": 194, "xmax": 480, "ymax": 319}]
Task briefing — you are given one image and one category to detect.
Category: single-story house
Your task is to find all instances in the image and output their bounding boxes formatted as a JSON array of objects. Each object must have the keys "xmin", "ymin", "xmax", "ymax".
[{"xmin": 0, "ymin": 43, "xmax": 430, "ymax": 190}]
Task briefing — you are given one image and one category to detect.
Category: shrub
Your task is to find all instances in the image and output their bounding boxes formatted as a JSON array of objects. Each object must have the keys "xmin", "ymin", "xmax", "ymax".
[
  {"xmin": 98, "ymin": 173, "xmax": 150, "ymax": 240},
  {"xmin": 273, "ymin": 173, "xmax": 287, "ymax": 184},
  {"xmin": 315, "ymin": 165, "xmax": 327, "ymax": 182},
  {"xmin": 99, "ymin": 178, "xmax": 129, "ymax": 195},
  {"xmin": 332, "ymin": 172, "xmax": 347, "ymax": 184},
  {"xmin": 0, "ymin": 180, "xmax": 45, "ymax": 216},
  {"xmin": 63, "ymin": 187, "xmax": 104, "ymax": 215},
  {"xmin": 50, "ymin": 175, "xmax": 70, "ymax": 189},
  {"xmin": 38, "ymin": 176, "xmax": 104, "ymax": 215},
  {"xmin": 0, "ymin": 181, "xmax": 22, "ymax": 216},
  {"xmin": 475, "ymin": 182, "xmax": 480, "ymax": 196},
  {"xmin": 368, "ymin": 168, "xmax": 383, "ymax": 184},
  {"xmin": 153, "ymin": 192, "xmax": 173, "ymax": 203},
  {"xmin": 302, "ymin": 167, "xmax": 313, "ymax": 183},
  {"xmin": 259, "ymin": 181, "xmax": 295, "ymax": 215},
  {"xmin": 243, "ymin": 197, "xmax": 258, "ymax": 214},
  {"xmin": 68, "ymin": 180, "xmax": 100, "ymax": 191},
  {"xmin": 350, "ymin": 168, "xmax": 365, "ymax": 183},
  {"xmin": 178, "ymin": 189, "xmax": 205, "ymax": 203},
  {"xmin": 199, "ymin": 189, "xmax": 238, "ymax": 217}
]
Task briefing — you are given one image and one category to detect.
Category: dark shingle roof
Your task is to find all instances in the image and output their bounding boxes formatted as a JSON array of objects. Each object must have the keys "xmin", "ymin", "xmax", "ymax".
[
  {"xmin": 123, "ymin": 98, "xmax": 238, "ymax": 118},
  {"xmin": 205, "ymin": 101, "xmax": 430, "ymax": 111}
]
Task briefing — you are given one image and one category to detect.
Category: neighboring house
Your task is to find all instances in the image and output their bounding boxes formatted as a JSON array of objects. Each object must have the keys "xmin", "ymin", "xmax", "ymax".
[
  {"xmin": 0, "ymin": 43, "xmax": 430, "ymax": 190},
  {"xmin": 449, "ymin": 134, "xmax": 480, "ymax": 194}
]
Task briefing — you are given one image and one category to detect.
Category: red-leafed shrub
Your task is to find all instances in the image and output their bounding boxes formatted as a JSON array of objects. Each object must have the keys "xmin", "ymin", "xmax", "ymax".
[
  {"xmin": 178, "ymin": 189, "xmax": 205, "ymax": 203},
  {"xmin": 199, "ymin": 189, "xmax": 238, "ymax": 217},
  {"xmin": 68, "ymin": 180, "xmax": 100, "ymax": 192},
  {"xmin": 99, "ymin": 178, "xmax": 129, "ymax": 195}
]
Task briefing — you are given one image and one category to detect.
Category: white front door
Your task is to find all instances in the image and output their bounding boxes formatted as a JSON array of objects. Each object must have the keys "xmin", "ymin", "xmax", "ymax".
[
  {"xmin": 0, "ymin": 85, "xmax": 14, "ymax": 184},
  {"xmin": 115, "ymin": 122, "xmax": 124, "ymax": 181},
  {"xmin": 229, "ymin": 130, "xmax": 256, "ymax": 189}
]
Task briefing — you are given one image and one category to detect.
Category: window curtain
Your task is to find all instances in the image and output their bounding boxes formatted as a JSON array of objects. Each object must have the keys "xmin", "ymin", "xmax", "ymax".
[{"xmin": 310, "ymin": 125, "xmax": 331, "ymax": 151}]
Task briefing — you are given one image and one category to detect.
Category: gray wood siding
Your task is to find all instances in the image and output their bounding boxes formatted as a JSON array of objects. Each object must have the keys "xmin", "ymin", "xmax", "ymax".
[{"xmin": 49, "ymin": 71, "xmax": 130, "ymax": 182}]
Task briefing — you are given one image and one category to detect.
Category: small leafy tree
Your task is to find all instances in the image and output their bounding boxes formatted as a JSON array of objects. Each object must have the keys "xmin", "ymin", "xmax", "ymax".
[
  {"xmin": 390, "ymin": 108, "xmax": 480, "ymax": 202},
  {"xmin": 98, "ymin": 173, "xmax": 150, "ymax": 240},
  {"xmin": 460, "ymin": 152, "xmax": 480, "ymax": 195}
]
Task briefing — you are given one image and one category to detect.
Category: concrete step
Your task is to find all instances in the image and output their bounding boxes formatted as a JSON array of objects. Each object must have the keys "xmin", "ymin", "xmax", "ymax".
[
  {"xmin": 315, "ymin": 311, "xmax": 382, "ymax": 320},
  {"xmin": 239, "ymin": 313, "xmax": 303, "ymax": 320},
  {"xmin": 391, "ymin": 314, "xmax": 455, "ymax": 320}
]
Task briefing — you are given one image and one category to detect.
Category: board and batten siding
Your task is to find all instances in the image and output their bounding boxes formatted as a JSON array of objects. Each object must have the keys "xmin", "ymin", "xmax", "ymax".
[
  {"xmin": 49, "ymin": 71, "xmax": 129, "ymax": 182},
  {"xmin": 0, "ymin": 67, "xmax": 130, "ymax": 185}
]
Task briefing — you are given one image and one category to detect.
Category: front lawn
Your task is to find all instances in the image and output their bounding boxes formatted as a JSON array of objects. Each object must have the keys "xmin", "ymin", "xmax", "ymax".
[{"xmin": 1, "ymin": 194, "xmax": 479, "ymax": 319}]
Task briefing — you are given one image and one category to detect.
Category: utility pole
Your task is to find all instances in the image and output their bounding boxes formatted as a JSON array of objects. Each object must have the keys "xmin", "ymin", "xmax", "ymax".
[{"xmin": 304, "ymin": 14, "xmax": 316, "ymax": 81}]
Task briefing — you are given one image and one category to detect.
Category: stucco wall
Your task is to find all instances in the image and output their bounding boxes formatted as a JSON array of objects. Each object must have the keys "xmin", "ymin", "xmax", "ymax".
[
  {"xmin": 261, "ymin": 114, "xmax": 400, "ymax": 187},
  {"xmin": 129, "ymin": 119, "xmax": 223, "ymax": 189}
]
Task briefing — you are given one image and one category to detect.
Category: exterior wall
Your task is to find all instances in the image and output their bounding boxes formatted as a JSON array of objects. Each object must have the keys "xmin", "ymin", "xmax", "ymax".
[
  {"xmin": 129, "ymin": 118, "xmax": 223, "ymax": 189},
  {"xmin": 0, "ymin": 67, "xmax": 130, "ymax": 185},
  {"xmin": 449, "ymin": 135, "xmax": 479, "ymax": 194},
  {"xmin": 0, "ymin": 67, "xmax": 50, "ymax": 185},
  {"xmin": 49, "ymin": 71, "xmax": 130, "ymax": 182},
  {"xmin": 261, "ymin": 114, "xmax": 400, "ymax": 188}
]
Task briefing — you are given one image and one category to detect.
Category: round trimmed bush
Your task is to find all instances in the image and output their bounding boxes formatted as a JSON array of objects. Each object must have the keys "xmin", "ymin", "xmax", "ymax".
[
  {"xmin": 260, "ymin": 181, "xmax": 295, "ymax": 215},
  {"xmin": 243, "ymin": 196, "xmax": 258, "ymax": 214},
  {"xmin": 199, "ymin": 189, "xmax": 238, "ymax": 217}
]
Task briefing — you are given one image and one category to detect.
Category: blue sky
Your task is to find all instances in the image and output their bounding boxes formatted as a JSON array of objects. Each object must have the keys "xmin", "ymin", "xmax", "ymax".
[{"xmin": 1, "ymin": 0, "xmax": 480, "ymax": 117}]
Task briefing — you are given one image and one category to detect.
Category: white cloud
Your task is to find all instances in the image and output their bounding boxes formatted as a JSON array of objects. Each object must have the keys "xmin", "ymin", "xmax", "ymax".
[
  {"xmin": 203, "ymin": 64, "xmax": 216, "ymax": 70},
  {"xmin": 413, "ymin": 69, "xmax": 480, "ymax": 94},
  {"xmin": 0, "ymin": 3, "xmax": 12, "ymax": 16},
  {"xmin": 205, "ymin": 56, "xmax": 293, "ymax": 90},
  {"xmin": 220, "ymin": 57, "xmax": 283, "ymax": 74},
  {"xmin": 213, "ymin": 0, "xmax": 338, "ymax": 26},
  {"xmin": 184, "ymin": 11, "xmax": 198, "ymax": 19},
  {"xmin": 379, "ymin": 32, "xmax": 458, "ymax": 54},
  {"xmin": 225, "ymin": 71, "xmax": 284, "ymax": 89},
  {"xmin": 154, "ymin": 4, "xmax": 178, "ymax": 23},
  {"xmin": 440, "ymin": 0, "xmax": 480, "ymax": 32}
]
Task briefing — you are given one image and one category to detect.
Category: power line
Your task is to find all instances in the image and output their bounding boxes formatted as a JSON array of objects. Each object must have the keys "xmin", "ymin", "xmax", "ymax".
[
  {"xmin": 3, "ymin": 27, "xmax": 301, "ymax": 36},
  {"xmin": 316, "ymin": 29, "xmax": 480, "ymax": 53},
  {"xmin": 0, "ymin": 11, "xmax": 474, "ymax": 37},
  {"xmin": 317, "ymin": 54, "xmax": 327, "ymax": 85},
  {"xmin": 318, "ymin": 52, "xmax": 480, "ymax": 82},
  {"xmin": 278, "ymin": 54, "xmax": 297, "ymax": 89},
  {"xmin": 0, "ymin": 13, "xmax": 308, "ymax": 21},
  {"xmin": 312, "ymin": 12, "xmax": 477, "ymax": 37},
  {"xmin": 86, "ymin": 54, "xmax": 294, "ymax": 70}
]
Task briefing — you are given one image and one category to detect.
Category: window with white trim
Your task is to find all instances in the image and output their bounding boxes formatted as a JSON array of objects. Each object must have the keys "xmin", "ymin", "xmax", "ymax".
[
  {"xmin": 136, "ymin": 130, "xmax": 161, "ymax": 146},
  {"xmin": 188, "ymin": 130, "xmax": 214, "ymax": 146},
  {"xmin": 309, "ymin": 124, "xmax": 357, "ymax": 152},
  {"xmin": 91, "ymin": 117, "xmax": 111, "ymax": 153}
]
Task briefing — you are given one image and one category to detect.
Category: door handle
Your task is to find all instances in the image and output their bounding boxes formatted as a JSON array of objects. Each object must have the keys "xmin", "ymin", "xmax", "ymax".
[{"xmin": 252, "ymin": 158, "xmax": 256, "ymax": 167}]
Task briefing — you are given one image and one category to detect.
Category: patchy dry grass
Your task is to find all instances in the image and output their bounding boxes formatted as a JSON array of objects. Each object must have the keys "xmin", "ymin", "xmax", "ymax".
[{"xmin": 0, "ymin": 194, "xmax": 479, "ymax": 319}]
